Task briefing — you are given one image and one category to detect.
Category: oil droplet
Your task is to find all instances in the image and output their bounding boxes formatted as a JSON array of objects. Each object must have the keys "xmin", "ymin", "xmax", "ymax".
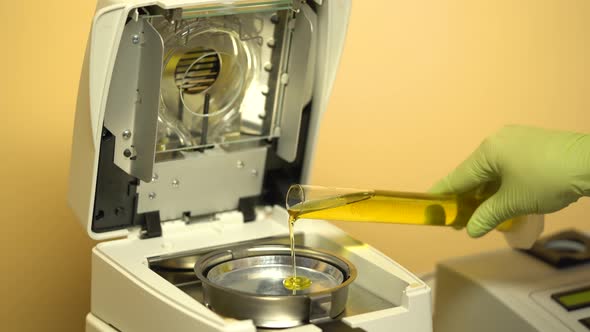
[{"xmin": 283, "ymin": 276, "xmax": 312, "ymax": 291}]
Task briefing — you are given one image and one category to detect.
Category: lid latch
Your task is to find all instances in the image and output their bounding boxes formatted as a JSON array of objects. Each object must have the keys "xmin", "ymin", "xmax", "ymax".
[{"xmin": 141, "ymin": 211, "xmax": 162, "ymax": 239}]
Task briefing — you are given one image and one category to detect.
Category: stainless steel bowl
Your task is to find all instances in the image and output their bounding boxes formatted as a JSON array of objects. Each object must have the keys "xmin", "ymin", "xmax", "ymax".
[{"xmin": 194, "ymin": 245, "xmax": 357, "ymax": 328}]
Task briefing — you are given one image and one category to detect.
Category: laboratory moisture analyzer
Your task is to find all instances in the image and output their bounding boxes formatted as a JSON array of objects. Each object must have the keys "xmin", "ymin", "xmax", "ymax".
[
  {"xmin": 67, "ymin": 0, "xmax": 433, "ymax": 331},
  {"xmin": 434, "ymin": 230, "xmax": 590, "ymax": 332}
]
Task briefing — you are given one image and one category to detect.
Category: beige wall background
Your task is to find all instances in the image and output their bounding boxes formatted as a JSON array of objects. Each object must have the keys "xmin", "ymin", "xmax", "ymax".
[{"xmin": 1, "ymin": 0, "xmax": 589, "ymax": 331}]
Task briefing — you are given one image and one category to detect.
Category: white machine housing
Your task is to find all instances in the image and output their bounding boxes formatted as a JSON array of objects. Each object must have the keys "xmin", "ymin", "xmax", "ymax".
[
  {"xmin": 68, "ymin": 0, "xmax": 434, "ymax": 331},
  {"xmin": 434, "ymin": 232, "xmax": 590, "ymax": 332}
]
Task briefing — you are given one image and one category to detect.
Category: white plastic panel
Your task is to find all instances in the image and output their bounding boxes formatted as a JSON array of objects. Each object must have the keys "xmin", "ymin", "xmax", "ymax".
[
  {"xmin": 90, "ymin": 5, "xmax": 127, "ymax": 145},
  {"xmin": 86, "ymin": 314, "xmax": 118, "ymax": 332},
  {"xmin": 300, "ymin": 0, "xmax": 352, "ymax": 182}
]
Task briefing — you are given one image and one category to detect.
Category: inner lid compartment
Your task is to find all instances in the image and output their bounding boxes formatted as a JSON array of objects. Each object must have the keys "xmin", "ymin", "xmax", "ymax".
[
  {"xmin": 154, "ymin": 9, "xmax": 289, "ymax": 154},
  {"xmin": 92, "ymin": 2, "xmax": 318, "ymax": 234}
]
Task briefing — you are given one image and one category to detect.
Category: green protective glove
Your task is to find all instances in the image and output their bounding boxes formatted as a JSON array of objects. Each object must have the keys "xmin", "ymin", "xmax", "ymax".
[{"xmin": 430, "ymin": 125, "xmax": 590, "ymax": 238}]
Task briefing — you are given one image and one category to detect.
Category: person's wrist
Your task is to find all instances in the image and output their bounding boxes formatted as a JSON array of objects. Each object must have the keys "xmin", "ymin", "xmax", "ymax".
[{"xmin": 567, "ymin": 133, "xmax": 590, "ymax": 197}]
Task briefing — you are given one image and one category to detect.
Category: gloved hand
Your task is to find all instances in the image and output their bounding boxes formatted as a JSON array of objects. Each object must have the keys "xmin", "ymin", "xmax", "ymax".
[{"xmin": 430, "ymin": 125, "xmax": 590, "ymax": 238}]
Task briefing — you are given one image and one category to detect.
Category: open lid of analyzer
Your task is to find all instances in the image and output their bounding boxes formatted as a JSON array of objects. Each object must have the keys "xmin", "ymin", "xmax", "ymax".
[{"xmin": 68, "ymin": 0, "xmax": 352, "ymax": 240}]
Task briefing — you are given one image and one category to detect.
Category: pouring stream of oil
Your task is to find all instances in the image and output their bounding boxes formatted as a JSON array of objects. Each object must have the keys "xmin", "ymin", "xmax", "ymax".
[
  {"xmin": 282, "ymin": 215, "xmax": 313, "ymax": 293},
  {"xmin": 282, "ymin": 189, "xmax": 491, "ymax": 291}
]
